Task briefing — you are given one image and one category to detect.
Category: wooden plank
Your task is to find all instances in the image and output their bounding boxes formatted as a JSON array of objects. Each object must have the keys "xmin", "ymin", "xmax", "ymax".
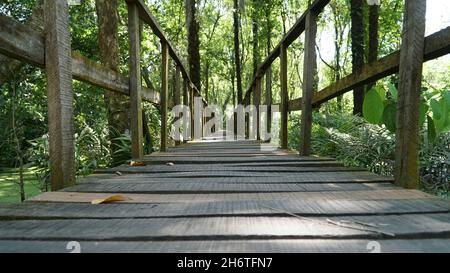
[
  {"xmin": 300, "ymin": 10, "xmax": 317, "ymax": 156},
  {"xmin": 127, "ymin": 2, "xmax": 144, "ymax": 160},
  {"xmin": 0, "ymin": 198, "xmax": 448, "ymax": 220},
  {"xmin": 26, "ymin": 189, "xmax": 433, "ymax": 204},
  {"xmin": 0, "ymin": 15, "xmax": 44, "ymax": 66},
  {"xmin": 1, "ymin": 238, "xmax": 449, "ymax": 253},
  {"xmin": 280, "ymin": 43, "xmax": 288, "ymax": 149},
  {"xmin": 1, "ymin": 213, "xmax": 450, "ymax": 241},
  {"xmin": 77, "ymin": 171, "xmax": 393, "ymax": 185},
  {"xmin": 160, "ymin": 41, "xmax": 169, "ymax": 152},
  {"xmin": 395, "ymin": 0, "xmax": 427, "ymax": 189},
  {"xmin": 44, "ymin": 0, "xmax": 75, "ymax": 190},
  {"xmin": 62, "ymin": 181, "xmax": 394, "ymax": 194}
]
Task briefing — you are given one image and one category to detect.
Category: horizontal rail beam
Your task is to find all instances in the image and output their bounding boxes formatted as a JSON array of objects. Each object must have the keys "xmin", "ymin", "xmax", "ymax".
[
  {"xmin": 0, "ymin": 15, "xmax": 160, "ymax": 104},
  {"xmin": 288, "ymin": 26, "xmax": 450, "ymax": 111}
]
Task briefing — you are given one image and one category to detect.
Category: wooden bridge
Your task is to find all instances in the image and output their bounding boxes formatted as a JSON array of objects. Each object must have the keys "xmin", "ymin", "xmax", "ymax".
[{"xmin": 0, "ymin": 0, "xmax": 450, "ymax": 252}]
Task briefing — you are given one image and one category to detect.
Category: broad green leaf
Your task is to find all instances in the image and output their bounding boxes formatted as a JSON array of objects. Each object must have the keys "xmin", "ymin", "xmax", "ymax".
[
  {"xmin": 383, "ymin": 103, "xmax": 397, "ymax": 133},
  {"xmin": 363, "ymin": 88, "xmax": 384, "ymax": 125},
  {"xmin": 388, "ymin": 84, "xmax": 398, "ymax": 101},
  {"xmin": 419, "ymin": 101, "xmax": 429, "ymax": 126},
  {"xmin": 430, "ymin": 99, "xmax": 442, "ymax": 120}
]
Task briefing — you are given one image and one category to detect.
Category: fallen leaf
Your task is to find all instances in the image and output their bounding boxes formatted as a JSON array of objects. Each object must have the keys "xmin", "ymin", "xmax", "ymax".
[
  {"xmin": 91, "ymin": 195, "xmax": 130, "ymax": 205},
  {"xmin": 115, "ymin": 171, "xmax": 122, "ymax": 176},
  {"xmin": 130, "ymin": 161, "xmax": 146, "ymax": 167},
  {"xmin": 166, "ymin": 162, "xmax": 175, "ymax": 166}
]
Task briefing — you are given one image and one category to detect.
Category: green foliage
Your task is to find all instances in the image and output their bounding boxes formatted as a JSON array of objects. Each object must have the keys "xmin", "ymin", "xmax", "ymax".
[
  {"xmin": 363, "ymin": 85, "xmax": 450, "ymax": 139},
  {"xmin": 363, "ymin": 87, "xmax": 384, "ymax": 124}
]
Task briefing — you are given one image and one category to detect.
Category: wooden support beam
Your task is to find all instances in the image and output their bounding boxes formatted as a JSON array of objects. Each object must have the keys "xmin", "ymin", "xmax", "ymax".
[
  {"xmin": 190, "ymin": 84, "xmax": 195, "ymax": 140},
  {"xmin": 44, "ymin": 0, "xmax": 75, "ymax": 191},
  {"xmin": 265, "ymin": 69, "xmax": 273, "ymax": 143},
  {"xmin": 174, "ymin": 65, "xmax": 181, "ymax": 145},
  {"xmin": 299, "ymin": 11, "xmax": 317, "ymax": 156},
  {"xmin": 395, "ymin": 0, "xmax": 427, "ymax": 189},
  {"xmin": 254, "ymin": 78, "xmax": 262, "ymax": 140},
  {"xmin": 280, "ymin": 43, "xmax": 289, "ymax": 149},
  {"xmin": 161, "ymin": 41, "xmax": 169, "ymax": 151},
  {"xmin": 0, "ymin": 15, "xmax": 160, "ymax": 104},
  {"xmin": 182, "ymin": 79, "xmax": 189, "ymax": 143},
  {"xmin": 127, "ymin": 2, "xmax": 143, "ymax": 160}
]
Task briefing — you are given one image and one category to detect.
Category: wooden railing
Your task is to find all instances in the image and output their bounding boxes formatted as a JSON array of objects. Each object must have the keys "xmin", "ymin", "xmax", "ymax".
[
  {"xmin": 0, "ymin": 0, "xmax": 207, "ymax": 190},
  {"xmin": 241, "ymin": 0, "xmax": 450, "ymax": 188}
]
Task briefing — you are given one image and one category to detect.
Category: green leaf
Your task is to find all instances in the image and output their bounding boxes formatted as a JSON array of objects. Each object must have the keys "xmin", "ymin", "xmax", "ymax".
[
  {"xmin": 427, "ymin": 115, "xmax": 437, "ymax": 144},
  {"xmin": 419, "ymin": 101, "xmax": 429, "ymax": 126},
  {"xmin": 383, "ymin": 103, "xmax": 397, "ymax": 133},
  {"xmin": 363, "ymin": 88, "xmax": 384, "ymax": 125},
  {"xmin": 388, "ymin": 84, "xmax": 398, "ymax": 101},
  {"xmin": 430, "ymin": 99, "xmax": 442, "ymax": 120}
]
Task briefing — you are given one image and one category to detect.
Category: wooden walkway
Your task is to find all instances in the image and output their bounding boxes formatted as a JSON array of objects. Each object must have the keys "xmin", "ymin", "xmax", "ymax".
[{"xmin": 0, "ymin": 137, "xmax": 450, "ymax": 253}]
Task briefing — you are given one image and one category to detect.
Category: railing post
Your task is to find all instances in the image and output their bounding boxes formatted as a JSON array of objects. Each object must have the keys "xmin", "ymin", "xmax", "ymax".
[
  {"xmin": 160, "ymin": 41, "xmax": 169, "ymax": 151},
  {"xmin": 280, "ymin": 43, "xmax": 288, "ymax": 149},
  {"xmin": 183, "ymin": 78, "xmax": 189, "ymax": 143},
  {"xmin": 127, "ymin": 2, "xmax": 144, "ymax": 160},
  {"xmin": 44, "ymin": 0, "xmax": 75, "ymax": 191},
  {"xmin": 300, "ymin": 10, "xmax": 318, "ymax": 156},
  {"xmin": 254, "ymin": 77, "xmax": 262, "ymax": 141},
  {"xmin": 190, "ymin": 84, "xmax": 195, "ymax": 140},
  {"xmin": 173, "ymin": 65, "xmax": 181, "ymax": 145},
  {"xmin": 265, "ymin": 69, "xmax": 272, "ymax": 143},
  {"xmin": 395, "ymin": 0, "xmax": 427, "ymax": 189}
]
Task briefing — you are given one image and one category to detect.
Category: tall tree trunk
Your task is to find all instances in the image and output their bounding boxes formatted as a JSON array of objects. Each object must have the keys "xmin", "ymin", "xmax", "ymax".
[
  {"xmin": 95, "ymin": 0, "xmax": 129, "ymax": 166},
  {"xmin": 233, "ymin": 0, "xmax": 243, "ymax": 103},
  {"xmin": 11, "ymin": 79, "xmax": 25, "ymax": 202},
  {"xmin": 252, "ymin": 0, "xmax": 260, "ymax": 77},
  {"xmin": 185, "ymin": 0, "xmax": 201, "ymax": 91},
  {"xmin": 350, "ymin": 0, "xmax": 365, "ymax": 115},
  {"xmin": 367, "ymin": 4, "xmax": 379, "ymax": 91},
  {"xmin": 205, "ymin": 62, "xmax": 209, "ymax": 102},
  {"xmin": 265, "ymin": 1, "xmax": 273, "ymax": 141}
]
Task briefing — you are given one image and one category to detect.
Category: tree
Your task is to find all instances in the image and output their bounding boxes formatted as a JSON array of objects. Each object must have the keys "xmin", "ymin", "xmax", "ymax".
[
  {"xmin": 233, "ymin": 0, "xmax": 243, "ymax": 103},
  {"xmin": 252, "ymin": 0, "xmax": 261, "ymax": 76},
  {"xmin": 350, "ymin": 0, "xmax": 365, "ymax": 115},
  {"xmin": 185, "ymin": 0, "xmax": 201, "ymax": 91},
  {"xmin": 367, "ymin": 3, "xmax": 379, "ymax": 90},
  {"xmin": 95, "ymin": 0, "xmax": 129, "ymax": 166}
]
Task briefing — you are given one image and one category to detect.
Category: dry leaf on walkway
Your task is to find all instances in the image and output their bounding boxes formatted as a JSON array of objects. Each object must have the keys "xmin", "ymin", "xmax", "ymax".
[
  {"xmin": 91, "ymin": 195, "xmax": 130, "ymax": 205},
  {"xmin": 130, "ymin": 161, "xmax": 146, "ymax": 167}
]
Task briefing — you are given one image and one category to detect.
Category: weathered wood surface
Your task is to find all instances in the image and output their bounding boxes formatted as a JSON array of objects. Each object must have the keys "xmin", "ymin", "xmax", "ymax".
[
  {"xmin": 44, "ymin": 0, "xmax": 76, "ymax": 190},
  {"xmin": 0, "ymin": 139, "xmax": 449, "ymax": 253},
  {"xmin": 128, "ymin": 2, "xmax": 144, "ymax": 160},
  {"xmin": 0, "ymin": 15, "xmax": 160, "ymax": 104}
]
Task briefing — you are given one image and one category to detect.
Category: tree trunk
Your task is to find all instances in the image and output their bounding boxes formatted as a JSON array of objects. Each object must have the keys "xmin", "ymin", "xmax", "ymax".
[
  {"xmin": 185, "ymin": 0, "xmax": 201, "ymax": 91},
  {"xmin": 11, "ymin": 79, "xmax": 25, "ymax": 202},
  {"xmin": 265, "ymin": 1, "xmax": 273, "ymax": 142},
  {"xmin": 95, "ymin": 0, "xmax": 129, "ymax": 166},
  {"xmin": 252, "ymin": 0, "xmax": 260, "ymax": 77},
  {"xmin": 350, "ymin": 0, "xmax": 365, "ymax": 115},
  {"xmin": 367, "ymin": 4, "xmax": 379, "ymax": 91},
  {"xmin": 233, "ymin": 0, "xmax": 243, "ymax": 103}
]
